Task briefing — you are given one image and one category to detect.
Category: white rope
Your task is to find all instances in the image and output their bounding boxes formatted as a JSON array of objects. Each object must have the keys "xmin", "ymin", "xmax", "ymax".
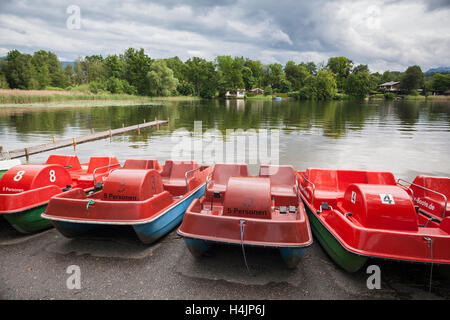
[
  {"xmin": 424, "ymin": 236, "xmax": 433, "ymax": 293},
  {"xmin": 240, "ymin": 220, "xmax": 251, "ymax": 274}
]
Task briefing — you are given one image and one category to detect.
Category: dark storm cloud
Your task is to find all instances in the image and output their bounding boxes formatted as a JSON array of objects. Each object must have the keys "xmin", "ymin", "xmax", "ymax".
[{"xmin": 0, "ymin": 0, "xmax": 448, "ymax": 71}]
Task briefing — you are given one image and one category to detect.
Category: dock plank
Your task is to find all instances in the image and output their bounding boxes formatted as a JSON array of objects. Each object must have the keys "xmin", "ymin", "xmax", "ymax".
[{"xmin": 0, "ymin": 120, "xmax": 168, "ymax": 160}]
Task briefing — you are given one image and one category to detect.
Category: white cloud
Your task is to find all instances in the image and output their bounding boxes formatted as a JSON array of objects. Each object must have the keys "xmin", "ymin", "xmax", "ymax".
[{"xmin": 0, "ymin": 0, "xmax": 448, "ymax": 72}]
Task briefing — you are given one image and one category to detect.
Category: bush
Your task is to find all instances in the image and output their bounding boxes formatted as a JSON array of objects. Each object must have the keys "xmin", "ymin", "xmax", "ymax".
[
  {"xmin": 106, "ymin": 77, "xmax": 125, "ymax": 94},
  {"xmin": 177, "ymin": 82, "xmax": 195, "ymax": 96},
  {"xmin": 88, "ymin": 81, "xmax": 106, "ymax": 94},
  {"xmin": 0, "ymin": 74, "xmax": 10, "ymax": 89},
  {"xmin": 384, "ymin": 92, "xmax": 396, "ymax": 100},
  {"xmin": 297, "ymin": 86, "xmax": 315, "ymax": 100},
  {"xmin": 264, "ymin": 85, "xmax": 272, "ymax": 96},
  {"xmin": 409, "ymin": 89, "xmax": 420, "ymax": 96},
  {"xmin": 334, "ymin": 93, "xmax": 351, "ymax": 100},
  {"xmin": 369, "ymin": 93, "xmax": 384, "ymax": 99}
]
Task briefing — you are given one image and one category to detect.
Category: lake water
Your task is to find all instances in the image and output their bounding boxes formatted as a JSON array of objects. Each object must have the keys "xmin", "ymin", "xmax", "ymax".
[{"xmin": 0, "ymin": 99, "xmax": 449, "ymax": 180}]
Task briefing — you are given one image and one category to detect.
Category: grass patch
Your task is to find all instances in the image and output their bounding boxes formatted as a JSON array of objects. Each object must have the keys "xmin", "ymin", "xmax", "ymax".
[
  {"xmin": 0, "ymin": 89, "xmax": 204, "ymax": 104},
  {"xmin": 246, "ymin": 95, "xmax": 272, "ymax": 100},
  {"xmin": 0, "ymin": 89, "xmax": 153, "ymax": 104}
]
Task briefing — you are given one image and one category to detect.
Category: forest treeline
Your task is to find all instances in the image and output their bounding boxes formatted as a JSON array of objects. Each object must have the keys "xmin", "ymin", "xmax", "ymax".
[{"xmin": 1, "ymin": 48, "xmax": 450, "ymax": 99}]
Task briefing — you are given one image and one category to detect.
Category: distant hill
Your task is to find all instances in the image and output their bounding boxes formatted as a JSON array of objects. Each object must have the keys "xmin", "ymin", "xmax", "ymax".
[
  {"xmin": 1, "ymin": 56, "xmax": 75, "ymax": 69},
  {"xmin": 425, "ymin": 67, "xmax": 450, "ymax": 74}
]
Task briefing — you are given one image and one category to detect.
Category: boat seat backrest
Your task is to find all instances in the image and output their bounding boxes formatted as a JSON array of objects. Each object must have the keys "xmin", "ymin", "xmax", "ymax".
[
  {"xmin": 259, "ymin": 165, "xmax": 296, "ymax": 186},
  {"xmin": 366, "ymin": 172, "xmax": 396, "ymax": 185},
  {"xmin": 412, "ymin": 175, "xmax": 450, "ymax": 201},
  {"xmin": 306, "ymin": 169, "xmax": 339, "ymax": 192},
  {"xmin": 161, "ymin": 160, "xmax": 198, "ymax": 181},
  {"xmin": 123, "ymin": 159, "xmax": 161, "ymax": 170},
  {"xmin": 307, "ymin": 169, "xmax": 396, "ymax": 193},
  {"xmin": 212, "ymin": 164, "xmax": 249, "ymax": 186},
  {"xmin": 46, "ymin": 155, "xmax": 82, "ymax": 170},
  {"xmin": 337, "ymin": 170, "xmax": 369, "ymax": 192},
  {"xmin": 86, "ymin": 157, "xmax": 119, "ymax": 174}
]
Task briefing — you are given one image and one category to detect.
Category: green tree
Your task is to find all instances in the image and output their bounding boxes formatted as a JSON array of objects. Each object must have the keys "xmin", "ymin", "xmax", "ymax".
[
  {"xmin": 216, "ymin": 56, "xmax": 244, "ymax": 96},
  {"xmin": 244, "ymin": 59, "xmax": 264, "ymax": 88},
  {"xmin": 352, "ymin": 64, "xmax": 370, "ymax": 74},
  {"xmin": 147, "ymin": 59, "xmax": 179, "ymax": 96},
  {"xmin": 242, "ymin": 66, "xmax": 255, "ymax": 91},
  {"xmin": 73, "ymin": 57, "xmax": 86, "ymax": 85},
  {"xmin": 165, "ymin": 56, "xmax": 186, "ymax": 82},
  {"xmin": 4, "ymin": 50, "xmax": 37, "ymax": 89},
  {"xmin": 63, "ymin": 64, "xmax": 74, "ymax": 87},
  {"xmin": 285, "ymin": 61, "xmax": 309, "ymax": 91},
  {"xmin": 45, "ymin": 51, "xmax": 66, "ymax": 87},
  {"xmin": 381, "ymin": 70, "xmax": 399, "ymax": 83},
  {"xmin": 263, "ymin": 63, "xmax": 284, "ymax": 91},
  {"xmin": 400, "ymin": 65, "xmax": 424, "ymax": 93},
  {"xmin": 300, "ymin": 62, "xmax": 317, "ymax": 75},
  {"xmin": 31, "ymin": 50, "xmax": 51, "ymax": 89},
  {"xmin": 327, "ymin": 56, "xmax": 352, "ymax": 90},
  {"xmin": 185, "ymin": 57, "xmax": 217, "ymax": 98},
  {"xmin": 120, "ymin": 48, "xmax": 152, "ymax": 95},
  {"xmin": 431, "ymin": 73, "xmax": 450, "ymax": 93},
  {"xmin": 84, "ymin": 55, "xmax": 105, "ymax": 83},
  {"xmin": 344, "ymin": 71, "xmax": 372, "ymax": 97},
  {"xmin": 370, "ymin": 72, "xmax": 382, "ymax": 90},
  {"xmin": 104, "ymin": 55, "xmax": 123, "ymax": 79},
  {"xmin": 315, "ymin": 70, "xmax": 337, "ymax": 100},
  {"xmin": 177, "ymin": 81, "xmax": 195, "ymax": 96}
]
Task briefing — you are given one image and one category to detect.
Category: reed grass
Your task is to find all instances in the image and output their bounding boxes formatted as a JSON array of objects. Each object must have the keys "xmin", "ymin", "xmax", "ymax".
[{"xmin": 0, "ymin": 89, "xmax": 151, "ymax": 104}]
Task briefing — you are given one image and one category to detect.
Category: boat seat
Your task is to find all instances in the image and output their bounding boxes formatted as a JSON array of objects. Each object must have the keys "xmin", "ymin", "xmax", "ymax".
[
  {"xmin": 411, "ymin": 175, "xmax": 450, "ymax": 218},
  {"xmin": 86, "ymin": 157, "xmax": 120, "ymax": 174},
  {"xmin": 123, "ymin": 159, "xmax": 161, "ymax": 171},
  {"xmin": 46, "ymin": 155, "xmax": 82, "ymax": 170},
  {"xmin": 314, "ymin": 190, "xmax": 345, "ymax": 203},
  {"xmin": 160, "ymin": 160, "xmax": 198, "ymax": 196},
  {"xmin": 304, "ymin": 168, "xmax": 396, "ymax": 205},
  {"xmin": 206, "ymin": 163, "xmax": 249, "ymax": 199},
  {"xmin": 259, "ymin": 165, "xmax": 297, "ymax": 205}
]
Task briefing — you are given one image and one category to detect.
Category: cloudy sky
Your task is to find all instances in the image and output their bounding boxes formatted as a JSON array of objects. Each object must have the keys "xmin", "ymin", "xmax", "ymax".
[{"xmin": 0, "ymin": 0, "xmax": 449, "ymax": 72}]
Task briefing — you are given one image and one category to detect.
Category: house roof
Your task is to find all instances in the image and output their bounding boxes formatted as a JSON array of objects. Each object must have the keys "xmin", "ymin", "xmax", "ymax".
[{"xmin": 379, "ymin": 81, "xmax": 400, "ymax": 87}]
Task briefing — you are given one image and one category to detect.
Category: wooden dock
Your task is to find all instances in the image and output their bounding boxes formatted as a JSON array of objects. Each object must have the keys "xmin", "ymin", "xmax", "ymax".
[{"xmin": 0, "ymin": 119, "xmax": 168, "ymax": 160}]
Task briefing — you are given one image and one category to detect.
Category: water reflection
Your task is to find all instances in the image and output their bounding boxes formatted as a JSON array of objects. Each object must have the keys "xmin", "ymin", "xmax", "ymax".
[{"xmin": 0, "ymin": 99, "xmax": 449, "ymax": 179}]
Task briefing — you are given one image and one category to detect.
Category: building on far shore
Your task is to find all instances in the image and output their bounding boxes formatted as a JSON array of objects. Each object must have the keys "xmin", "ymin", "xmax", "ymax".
[
  {"xmin": 379, "ymin": 81, "xmax": 400, "ymax": 92},
  {"xmin": 249, "ymin": 88, "xmax": 264, "ymax": 95},
  {"xmin": 225, "ymin": 88, "xmax": 245, "ymax": 99}
]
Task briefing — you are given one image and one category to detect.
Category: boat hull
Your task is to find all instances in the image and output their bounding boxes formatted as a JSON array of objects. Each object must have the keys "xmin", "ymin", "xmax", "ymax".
[
  {"xmin": 183, "ymin": 236, "xmax": 308, "ymax": 268},
  {"xmin": 50, "ymin": 183, "xmax": 206, "ymax": 244},
  {"xmin": 3, "ymin": 205, "xmax": 52, "ymax": 234},
  {"xmin": 303, "ymin": 200, "xmax": 368, "ymax": 272},
  {"xmin": 134, "ymin": 184, "xmax": 206, "ymax": 244},
  {"xmin": 297, "ymin": 170, "xmax": 450, "ymax": 271}
]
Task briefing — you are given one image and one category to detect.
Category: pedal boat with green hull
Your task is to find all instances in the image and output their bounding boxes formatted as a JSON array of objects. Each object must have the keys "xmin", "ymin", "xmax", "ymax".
[
  {"xmin": 0, "ymin": 159, "xmax": 21, "ymax": 180},
  {"xmin": 178, "ymin": 164, "xmax": 313, "ymax": 268},
  {"xmin": 42, "ymin": 160, "xmax": 212, "ymax": 244},
  {"xmin": 0, "ymin": 155, "xmax": 120, "ymax": 233},
  {"xmin": 297, "ymin": 168, "xmax": 450, "ymax": 272}
]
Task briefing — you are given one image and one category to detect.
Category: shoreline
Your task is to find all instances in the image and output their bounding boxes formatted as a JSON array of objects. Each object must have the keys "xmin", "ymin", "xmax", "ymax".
[{"xmin": 1, "ymin": 88, "xmax": 449, "ymax": 107}]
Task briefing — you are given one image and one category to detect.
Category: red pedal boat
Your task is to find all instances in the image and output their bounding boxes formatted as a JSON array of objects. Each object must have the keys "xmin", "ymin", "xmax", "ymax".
[
  {"xmin": 42, "ymin": 160, "xmax": 212, "ymax": 244},
  {"xmin": 0, "ymin": 155, "xmax": 120, "ymax": 233},
  {"xmin": 297, "ymin": 168, "xmax": 450, "ymax": 272},
  {"xmin": 178, "ymin": 164, "xmax": 313, "ymax": 268}
]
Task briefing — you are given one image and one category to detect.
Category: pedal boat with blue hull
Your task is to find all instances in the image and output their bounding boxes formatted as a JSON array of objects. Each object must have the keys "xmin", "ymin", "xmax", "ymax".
[
  {"xmin": 297, "ymin": 169, "xmax": 450, "ymax": 272},
  {"xmin": 42, "ymin": 160, "xmax": 212, "ymax": 244},
  {"xmin": 178, "ymin": 164, "xmax": 313, "ymax": 268},
  {"xmin": 0, "ymin": 155, "xmax": 120, "ymax": 233}
]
